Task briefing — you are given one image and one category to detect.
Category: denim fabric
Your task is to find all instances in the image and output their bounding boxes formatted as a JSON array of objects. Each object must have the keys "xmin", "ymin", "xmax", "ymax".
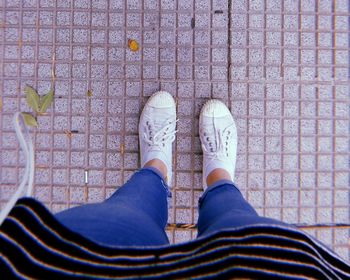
[
  {"xmin": 55, "ymin": 168, "xmax": 170, "ymax": 246},
  {"xmin": 56, "ymin": 170, "xmax": 291, "ymax": 246},
  {"xmin": 197, "ymin": 181, "xmax": 291, "ymax": 238}
]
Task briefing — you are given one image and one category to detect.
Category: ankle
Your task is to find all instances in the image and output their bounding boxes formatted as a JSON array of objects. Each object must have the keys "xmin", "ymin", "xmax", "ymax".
[
  {"xmin": 144, "ymin": 159, "xmax": 168, "ymax": 181},
  {"xmin": 206, "ymin": 168, "xmax": 232, "ymax": 186}
]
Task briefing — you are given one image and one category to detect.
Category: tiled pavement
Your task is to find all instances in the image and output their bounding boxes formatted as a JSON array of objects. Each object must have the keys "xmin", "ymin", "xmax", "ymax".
[{"xmin": 0, "ymin": 0, "xmax": 349, "ymax": 260}]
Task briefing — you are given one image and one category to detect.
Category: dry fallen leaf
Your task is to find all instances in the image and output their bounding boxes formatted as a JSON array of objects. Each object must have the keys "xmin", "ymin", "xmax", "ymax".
[
  {"xmin": 87, "ymin": 89, "xmax": 93, "ymax": 97},
  {"xmin": 64, "ymin": 129, "xmax": 73, "ymax": 138},
  {"xmin": 128, "ymin": 39, "xmax": 139, "ymax": 52},
  {"xmin": 21, "ymin": 112, "xmax": 38, "ymax": 127}
]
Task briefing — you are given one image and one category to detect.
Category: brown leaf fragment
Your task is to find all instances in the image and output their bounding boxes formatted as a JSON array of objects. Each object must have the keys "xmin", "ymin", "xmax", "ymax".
[
  {"xmin": 128, "ymin": 39, "xmax": 139, "ymax": 52},
  {"xmin": 64, "ymin": 129, "xmax": 73, "ymax": 138},
  {"xmin": 87, "ymin": 89, "xmax": 93, "ymax": 97}
]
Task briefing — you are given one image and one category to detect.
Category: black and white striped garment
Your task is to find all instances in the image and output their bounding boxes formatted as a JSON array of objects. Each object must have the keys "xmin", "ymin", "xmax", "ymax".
[{"xmin": 0, "ymin": 198, "xmax": 349, "ymax": 279}]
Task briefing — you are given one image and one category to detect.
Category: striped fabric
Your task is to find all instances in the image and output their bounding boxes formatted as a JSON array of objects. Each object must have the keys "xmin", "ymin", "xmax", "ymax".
[{"xmin": 0, "ymin": 198, "xmax": 349, "ymax": 279}]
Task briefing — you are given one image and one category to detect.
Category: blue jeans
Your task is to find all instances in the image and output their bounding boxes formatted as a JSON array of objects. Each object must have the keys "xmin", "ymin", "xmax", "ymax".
[{"xmin": 56, "ymin": 168, "xmax": 289, "ymax": 246}]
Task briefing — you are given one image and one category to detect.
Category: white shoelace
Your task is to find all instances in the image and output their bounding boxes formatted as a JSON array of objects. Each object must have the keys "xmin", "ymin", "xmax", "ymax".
[
  {"xmin": 143, "ymin": 118, "xmax": 177, "ymax": 148},
  {"xmin": 202, "ymin": 123, "xmax": 235, "ymax": 160},
  {"xmin": 0, "ymin": 112, "xmax": 35, "ymax": 226}
]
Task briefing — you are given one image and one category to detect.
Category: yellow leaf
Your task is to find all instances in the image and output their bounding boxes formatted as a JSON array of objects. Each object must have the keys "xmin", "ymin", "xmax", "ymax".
[
  {"xmin": 87, "ymin": 89, "xmax": 93, "ymax": 97},
  {"xmin": 24, "ymin": 85, "xmax": 40, "ymax": 112},
  {"xmin": 128, "ymin": 39, "xmax": 139, "ymax": 52},
  {"xmin": 21, "ymin": 112, "xmax": 38, "ymax": 127},
  {"xmin": 39, "ymin": 88, "xmax": 54, "ymax": 113}
]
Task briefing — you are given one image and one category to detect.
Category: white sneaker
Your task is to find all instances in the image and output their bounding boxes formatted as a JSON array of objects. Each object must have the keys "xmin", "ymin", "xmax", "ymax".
[
  {"xmin": 199, "ymin": 99, "xmax": 237, "ymax": 190},
  {"xmin": 139, "ymin": 91, "xmax": 177, "ymax": 185}
]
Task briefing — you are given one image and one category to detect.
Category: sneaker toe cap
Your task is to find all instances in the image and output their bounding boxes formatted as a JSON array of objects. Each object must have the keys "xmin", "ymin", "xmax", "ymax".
[
  {"xmin": 201, "ymin": 99, "xmax": 231, "ymax": 117},
  {"xmin": 148, "ymin": 91, "xmax": 175, "ymax": 108}
]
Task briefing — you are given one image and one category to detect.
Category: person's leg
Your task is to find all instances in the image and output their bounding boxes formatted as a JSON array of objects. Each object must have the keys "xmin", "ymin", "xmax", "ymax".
[
  {"xmin": 56, "ymin": 91, "xmax": 177, "ymax": 246},
  {"xmin": 198, "ymin": 100, "xmax": 292, "ymax": 238},
  {"xmin": 56, "ymin": 167, "xmax": 170, "ymax": 246},
  {"xmin": 197, "ymin": 177, "xmax": 290, "ymax": 238}
]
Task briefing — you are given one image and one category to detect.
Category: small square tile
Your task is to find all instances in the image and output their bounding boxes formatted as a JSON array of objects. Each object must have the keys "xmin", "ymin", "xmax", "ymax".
[
  {"xmin": 176, "ymin": 65, "xmax": 192, "ymax": 80},
  {"xmin": 283, "ymin": 172, "xmax": 299, "ymax": 189},
  {"xmin": 160, "ymin": 30, "xmax": 175, "ymax": 44},
  {"xmin": 195, "ymin": 30, "xmax": 210, "ymax": 45},
  {"xmin": 174, "ymin": 230, "xmax": 192, "ymax": 243},
  {"xmin": 175, "ymin": 208, "xmax": 192, "ymax": 224},
  {"xmin": 266, "ymin": 32, "xmax": 281, "ymax": 46},
  {"xmin": 160, "ymin": 47, "xmax": 175, "ymax": 62},
  {"xmin": 71, "ymin": 152, "xmax": 86, "ymax": 167},
  {"xmin": 299, "ymin": 208, "xmax": 316, "ymax": 224},
  {"xmin": 160, "ymin": 65, "xmax": 175, "ymax": 79},
  {"xmin": 175, "ymin": 190, "xmax": 192, "ymax": 207},
  {"xmin": 300, "ymin": 155, "xmax": 316, "ymax": 170},
  {"xmin": 89, "ymin": 152, "xmax": 104, "ymax": 168},
  {"xmin": 125, "ymin": 64, "xmax": 141, "ymax": 79},
  {"xmin": 266, "ymin": 14, "xmax": 281, "ymax": 29},
  {"xmin": 176, "ymin": 153, "xmax": 192, "ymax": 170},
  {"xmin": 89, "ymin": 134, "xmax": 105, "ymax": 149},
  {"xmin": 125, "ymin": 117, "xmax": 138, "ymax": 133},
  {"xmin": 300, "ymin": 190, "xmax": 315, "ymax": 206},
  {"xmin": 248, "ymin": 172, "xmax": 264, "ymax": 189},
  {"xmin": 248, "ymin": 118, "xmax": 264, "ymax": 134},
  {"xmin": 265, "ymin": 191, "xmax": 281, "ymax": 207},
  {"xmin": 176, "ymin": 172, "xmax": 193, "ymax": 189},
  {"xmin": 318, "ymin": 172, "xmax": 333, "ymax": 188},
  {"xmin": 106, "ymin": 171, "xmax": 122, "ymax": 186},
  {"xmin": 176, "ymin": 82, "xmax": 193, "ymax": 98},
  {"xmin": 282, "ymin": 208, "xmax": 298, "ymax": 223},
  {"xmin": 53, "ymin": 186, "xmax": 67, "ymax": 202},
  {"xmin": 317, "ymin": 207, "xmax": 333, "ymax": 223},
  {"xmin": 212, "ymin": 13, "xmax": 227, "ymax": 28},
  {"xmin": 317, "ymin": 190, "xmax": 332, "ymax": 207},
  {"xmin": 283, "ymin": 155, "xmax": 298, "ymax": 170},
  {"xmin": 53, "ymin": 151, "xmax": 68, "ymax": 166},
  {"xmin": 300, "ymin": 137, "xmax": 316, "ymax": 152},
  {"xmin": 300, "ymin": 172, "xmax": 316, "ymax": 188},
  {"xmin": 54, "ymin": 134, "xmax": 69, "ymax": 149},
  {"xmin": 53, "ymin": 169, "xmax": 68, "ymax": 185},
  {"xmin": 335, "ymin": 190, "xmax": 349, "ymax": 206}
]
